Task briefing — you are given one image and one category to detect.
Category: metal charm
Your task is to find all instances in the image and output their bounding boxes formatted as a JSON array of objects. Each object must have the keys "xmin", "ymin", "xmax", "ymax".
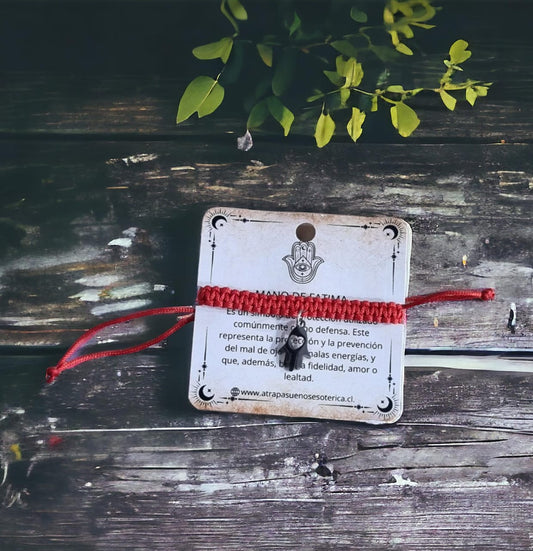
[{"xmin": 278, "ymin": 315, "xmax": 310, "ymax": 371}]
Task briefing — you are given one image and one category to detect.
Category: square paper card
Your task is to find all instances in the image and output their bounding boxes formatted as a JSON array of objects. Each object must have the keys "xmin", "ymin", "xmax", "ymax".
[{"xmin": 189, "ymin": 208, "xmax": 412, "ymax": 424}]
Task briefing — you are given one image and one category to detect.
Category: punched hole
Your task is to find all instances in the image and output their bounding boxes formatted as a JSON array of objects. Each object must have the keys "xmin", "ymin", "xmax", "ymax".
[{"xmin": 296, "ymin": 222, "xmax": 316, "ymax": 242}]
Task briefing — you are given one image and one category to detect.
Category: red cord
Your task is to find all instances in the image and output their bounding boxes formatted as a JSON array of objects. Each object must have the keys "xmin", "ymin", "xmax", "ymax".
[
  {"xmin": 197, "ymin": 286, "xmax": 495, "ymax": 322},
  {"xmin": 45, "ymin": 287, "xmax": 494, "ymax": 383},
  {"xmin": 404, "ymin": 288, "xmax": 495, "ymax": 309},
  {"xmin": 45, "ymin": 307, "xmax": 194, "ymax": 383}
]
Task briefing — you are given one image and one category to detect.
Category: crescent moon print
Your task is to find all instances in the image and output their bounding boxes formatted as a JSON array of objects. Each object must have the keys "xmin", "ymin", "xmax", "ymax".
[
  {"xmin": 375, "ymin": 395, "xmax": 401, "ymax": 421},
  {"xmin": 192, "ymin": 382, "xmax": 217, "ymax": 407},
  {"xmin": 204, "ymin": 208, "xmax": 233, "ymax": 232},
  {"xmin": 198, "ymin": 385, "xmax": 215, "ymax": 401},
  {"xmin": 381, "ymin": 218, "xmax": 406, "ymax": 243},
  {"xmin": 377, "ymin": 396, "xmax": 393, "ymax": 413},
  {"xmin": 211, "ymin": 215, "xmax": 227, "ymax": 229},
  {"xmin": 383, "ymin": 224, "xmax": 399, "ymax": 240}
]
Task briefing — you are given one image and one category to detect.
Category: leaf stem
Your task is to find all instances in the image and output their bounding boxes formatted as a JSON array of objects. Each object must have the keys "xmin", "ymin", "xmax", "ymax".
[{"xmin": 350, "ymin": 87, "xmax": 374, "ymax": 97}]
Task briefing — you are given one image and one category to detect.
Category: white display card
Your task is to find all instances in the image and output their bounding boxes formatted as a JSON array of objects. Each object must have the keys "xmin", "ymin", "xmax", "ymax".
[{"xmin": 189, "ymin": 208, "xmax": 412, "ymax": 424}]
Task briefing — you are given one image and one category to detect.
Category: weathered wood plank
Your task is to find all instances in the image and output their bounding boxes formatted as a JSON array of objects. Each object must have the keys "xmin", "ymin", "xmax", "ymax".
[
  {"xmin": 0, "ymin": 1, "xmax": 532, "ymax": 141},
  {"xmin": 1, "ymin": 353, "xmax": 531, "ymax": 550},
  {"xmin": 1, "ymin": 72, "xmax": 531, "ymax": 142},
  {"xmin": 0, "ymin": 1, "xmax": 531, "ymax": 549},
  {"xmin": 0, "ymin": 140, "xmax": 531, "ymax": 349}
]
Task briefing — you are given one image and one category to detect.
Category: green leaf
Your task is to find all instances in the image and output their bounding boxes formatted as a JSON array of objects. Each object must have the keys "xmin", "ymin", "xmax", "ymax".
[
  {"xmin": 220, "ymin": 0, "xmax": 239, "ymax": 33},
  {"xmin": 307, "ymin": 90, "xmax": 325, "ymax": 102},
  {"xmin": 390, "ymin": 105, "xmax": 397, "ymax": 127},
  {"xmin": 407, "ymin": 1, "xmax": 436, "ymax": 22},
  {"xmin": 377, "ymin": 68, "xmax": 390, "ymax": 87},
  {"xmin": 443, "ymin": 82, "xmax": 467, "ymax": 90},
  {"xmin": 350, "ymin": 7, "xmax": 368, "ymax": 23},
  {"xmin": 439, "ymin": 89, "xmax": 457, "ymax": 111},
  {"xmin": 347, "ymin": 107, "xmax": 366, "ymax": 142},
  {"xmin": 193, "ymin": 37, "xmax": 234, "ymax": 64},
  {"xmin": 389, "ymin": 30, "xmax": 400, "ymax": 46},
  {"xmin": 227, "ymin": 0, "xmax": 247, "ymax": 21},
  {"xmin": 383, "ymin": 6, "xmax": 394, "ymax": 24},
  {"xmin": 177, "ymin": 76, "xmax": 225, "ymax": 123},
  {"xmin": 408, "ymin": 88, "xmax": 424, "ymax": 97},
  {"xmin": 272, "ymin": 50, "xmax": 296, "ymax": 96},
  {"xmin": 411, "ymin": 22, "xmax": 435, "ymax": 29},
  {"xmin": 466, "ymin": 86, "xmax": 477, "ymax": 106},
  {"xmin": 314, "ymin": 111, "xmax": 335, "ymax": 148},
  {"xmin": 323, "ymin": 70, "xmax": 344, "ymax": 86},
  {"xmin": 266, "ymin": 96, "xmax": 294, "ymax": 136},
  {"xmin": 357, "ymin": 94, "xmax": 372, "ymax": 112},
  {"xmin": 396, "ymin": 23, "xmax": 414, "ymax": 39},
  {"xmin": 336, "ymin": 55, "xmax": 363, "ymax": 87},
  {"xmin": 325, "ymin": 91, "xmax": 344, "ymax": 111},
  {"xmin": 370, "ymin": 45, "xmax": 400, "ymax": 63},
  {"xmin": 465, "ymin": 83, "xmax": 490, "ymax": 106},
  {"xmin": 257, "ymin": 43, "xmax": 273, "ymax": 67},
  {"xmin": 390, "ymin": 102, "xmax": 420, "ymax": 137},
  {"xmin": 288, "ymin": 12, "xmax": 301, "ymax": 36},
  {"xmin": 339, "ymin": 88, "xmax": 350, "ymax": 106},
  {"xmin": 449, "ymin": 39, "xmax": 471, "ymax": 65},
  {"xmin": 247, "ymin": 100, "xmax": 269, "ymax": 128},
  {"xmin": 395, "ymin": 42, "xmax": 413, "ymax": 56},
  {"xmin": 388, "ymin": 0, "xmax": 436, "ymax": 24},
  {"xmin": 331, "ymin": 40, "xmax": 359, "ymax": 58},
  {"xmin": 340, "ymin": 57, "xmax": 364, "ymax": 88},
  {"xmin": 386, "ymin": 84, "xmax": 406, "ymax": 94},
  {"xmin": 335, "ymin": 55, "xmax": 345, "ymax": 74},
  {"xmin": 197, "ymin": 82, "xmax": 225, "ymax": 118}
]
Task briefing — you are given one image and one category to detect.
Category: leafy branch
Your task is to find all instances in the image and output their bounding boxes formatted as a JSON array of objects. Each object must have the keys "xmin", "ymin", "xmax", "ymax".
[{"xmin": 177, "ymin": 0, "xmax": 492, "ymax": 148}]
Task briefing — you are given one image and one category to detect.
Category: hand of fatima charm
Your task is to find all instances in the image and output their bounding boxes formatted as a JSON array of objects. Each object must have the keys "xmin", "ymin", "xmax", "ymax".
[{"xmin": 278, "ymin": 315, "xmax": 310, "ymax": 371}]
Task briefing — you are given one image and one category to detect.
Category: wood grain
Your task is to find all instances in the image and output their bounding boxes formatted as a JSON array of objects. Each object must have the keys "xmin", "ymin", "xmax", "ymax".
[
  {"xmin": 1, "ymin": 72, "xmax": 531, "ymax": 143},
  {"xmin": 1, "ymin": 354, "xmax": 531, "ymax": 550},
  {"xmin": 0, "ymin": 1, "xmax": 531, "ymax": 549},
  {"xmin": 0, "ymin": 141, "xmax": 531, "ymax": 349}
]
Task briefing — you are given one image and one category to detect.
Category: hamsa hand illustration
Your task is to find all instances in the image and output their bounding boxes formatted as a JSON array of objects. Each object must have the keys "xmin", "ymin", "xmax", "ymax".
[{"xmin": 283, "ymin": 241, "xmax": 324, "ymax": 284}]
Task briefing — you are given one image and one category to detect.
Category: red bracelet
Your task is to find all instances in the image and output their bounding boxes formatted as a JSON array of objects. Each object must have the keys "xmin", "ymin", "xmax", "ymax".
[
  {"xmin": 45, "ymin": 286, "xmax": 494, "ymax": 383},
  {"xmin": 197, "ymin": 285, "xmax": 495, "ymax": 324}
]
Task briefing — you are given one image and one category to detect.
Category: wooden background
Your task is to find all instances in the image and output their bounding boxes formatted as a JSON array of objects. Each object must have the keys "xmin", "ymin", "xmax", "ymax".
[{"xmin": 0, "ymin": 1, "xmax": 531, "ymax": 549}]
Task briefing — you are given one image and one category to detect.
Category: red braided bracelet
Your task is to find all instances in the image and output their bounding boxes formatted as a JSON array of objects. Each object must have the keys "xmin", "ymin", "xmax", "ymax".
[
  {"xmin": 196, "ymin": 285, "xmax": 495, "ymax": 324},
  {"xmin": 45, "ymin": 286, "xmax": 494, "ymax": 383},
  {"xmin": 196, "ymin": 286, "xmax": 406, "ymax": 324}
]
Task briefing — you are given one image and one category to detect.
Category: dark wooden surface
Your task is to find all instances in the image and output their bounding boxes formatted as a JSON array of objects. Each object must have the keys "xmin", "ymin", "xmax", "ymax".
[
  {"xmin": 1, "ymin": 1, "xmax": 532, "ymax": 549},
  {"xmin": 1, "ymin": 140, "xmax": 531, "ymax": 349},
  {"xmin": 1, "ymin": 353, "xmax": 532, "ymax": 550}
]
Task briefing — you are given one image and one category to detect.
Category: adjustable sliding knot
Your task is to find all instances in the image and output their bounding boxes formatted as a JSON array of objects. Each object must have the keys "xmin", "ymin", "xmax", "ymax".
[
  {"xmin": 197, "ymin": 286, "xmax": 406, "ymax": 324},
  {"xmin": 481, "ymin": 288, "xmax": 495, "ymax": 301},
  {"xmin": 45, "ymin": 366, "xmax": 61, "ymax": 384}
]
